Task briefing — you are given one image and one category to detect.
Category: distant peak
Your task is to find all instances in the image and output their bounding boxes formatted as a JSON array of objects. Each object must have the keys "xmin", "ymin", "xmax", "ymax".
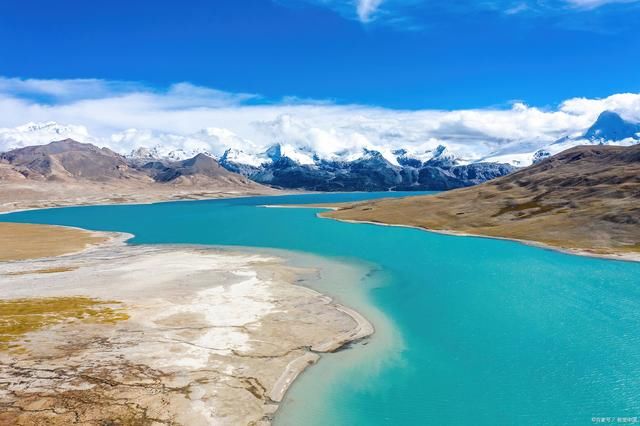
[
  {"xmin": 50, "ymin": 138, "xmax": 84, "ymax": 145},
  {"xmin": 432, "ymin": 144, "xmax": 448, "ymax": 156},
  {"xmin": 192, "ymin": 152, "xmax": 213, "ymax": 160},
  {"xmin": 128, "ymin": 146, "xmax": 161, "ymax": 160},
  {"xmin": 597, "ymin": 110, "xmax": 622, "ymax": 119},
  {"xmin": 425, "ymin": 144, "xmax": 458, "ymax": 167},
  {"xmin": 584, "ymin": 110, "xmax": 640, "ymax": 141}
]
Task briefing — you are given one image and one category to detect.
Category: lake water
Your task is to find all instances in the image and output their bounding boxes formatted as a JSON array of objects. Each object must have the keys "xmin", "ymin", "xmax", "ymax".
[{"xmin": 3, "ymin": 192, "xmax": 640, "ymax": 425}]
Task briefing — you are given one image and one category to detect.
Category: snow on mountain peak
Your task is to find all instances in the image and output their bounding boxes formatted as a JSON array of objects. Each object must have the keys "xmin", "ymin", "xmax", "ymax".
[
  {"xmin": 4, "ymin": 107, "xmax": 640, "ymax": 169},
  {"xmin": 263, "ymin": 143, "xmax": 316, "ymax": 165},
  {"xmin": 128, "ymin": 146, "xmax": 162, "ymax": 160},
  {"xmin": 425, "ymin": 144, "xmax": 458, "ymax": 167},
  {"xmin": 532, "ymin": 149, "xmax": 551, "ymax": 164},
  {"xmin": 220, "ymin": 148, "xmax": 264, "ymax": 167},
  {"xmin": 583, "ymin": 110, "xmax": 640, "ymax": 142},
  {"xmin": 480, "ymin": 110, "xmax": 640, "ymax": 167},
  {"xmin": 114, "ymin": 128, "xmax": 217, "ymax": 162},
  {"xmin": 0, "ymin": 121, "xmax": 92, "ymax": 152},
  {"xmin": 126, "ymin": 145, "xmax": 212, "ymax": 162}
]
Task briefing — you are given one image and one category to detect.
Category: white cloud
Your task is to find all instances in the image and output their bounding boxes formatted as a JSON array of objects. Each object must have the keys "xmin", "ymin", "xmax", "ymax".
[
  {"xmin": 559, "ymin": 93, "xmax": 640, "ymax": 121},
  {"xmin": 0, "ymin": 77, "xmax": 142, "ymax": 102},
  {"xmin": 285, "ymin": 0, "xmax": 639, "ymax": 29},
  {"xmin": 564, "ymin": 0, "xmax": 640, "ymax": 9},
  {"xmin": 356, "ymin": 0, "xmax": 384, "ymax": 22},
  {"xmin": 283, "ymin": 0, "xmax": 397, "ymax": 25},
  {"xmin": 0, "ymin": 77, "xmax": 256, "ymax": 107},
  {"xmin": 0, "ymin": 76, "xmax": 638, "ymax": 165}
]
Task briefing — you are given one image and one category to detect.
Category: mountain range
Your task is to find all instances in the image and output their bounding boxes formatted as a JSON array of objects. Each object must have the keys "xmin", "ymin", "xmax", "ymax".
[
  {"xmin": 125, "ymin": 109, "xmax": 638, "ymax": 191},
  {"xmin": 0, "ymin": 139, "xmax": 253, "ymax": 187},
  {"xmin": 216, "ymin": 144, "xmax": 515, "ymax": 191},
  {"xmin": 0, "ymin": 110, "xmax": 638, "ymax": 193},
  {"xmin": 215, "ymin": 110, "xmax": 639, "ymax": 191}
]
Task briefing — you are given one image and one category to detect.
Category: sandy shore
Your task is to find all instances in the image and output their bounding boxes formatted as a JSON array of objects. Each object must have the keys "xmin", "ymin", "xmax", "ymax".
[
  {"xmin": 0, "ymin": 180, "xmax": 284, "ymax": 214},
  {"xmin": 0, "ymin": 225, "xmax": 373, "ymax": 425}
]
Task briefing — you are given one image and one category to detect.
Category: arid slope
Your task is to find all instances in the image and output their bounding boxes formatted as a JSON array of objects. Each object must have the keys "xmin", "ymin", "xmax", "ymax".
[
  {"xmin": 0, "ymin": 139, "xmax": 278, "ymax": 212},
  {"xmin": 323, "ymin": 145, "xmax": 640, "ymax": 258}
]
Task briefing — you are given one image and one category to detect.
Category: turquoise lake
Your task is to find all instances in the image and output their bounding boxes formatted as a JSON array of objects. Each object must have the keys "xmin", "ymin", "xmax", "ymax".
[{"xmin": 2, "ymin": 192, "xmax": 640, "ymax": 425}]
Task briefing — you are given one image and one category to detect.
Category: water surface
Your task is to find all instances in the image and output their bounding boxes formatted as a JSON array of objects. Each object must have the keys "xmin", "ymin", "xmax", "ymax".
[{"xmin": 3, "ymin": 192, "xmax": 640, "ymax": 425}]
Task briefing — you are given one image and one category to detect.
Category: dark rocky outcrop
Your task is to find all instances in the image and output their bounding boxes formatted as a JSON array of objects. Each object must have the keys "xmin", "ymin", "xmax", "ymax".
[{"xmin": 219, "ymin": 144, "xmax": 515, "ymax": 191}]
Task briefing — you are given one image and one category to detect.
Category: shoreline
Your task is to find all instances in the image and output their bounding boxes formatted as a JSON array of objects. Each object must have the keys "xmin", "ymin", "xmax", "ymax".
[
  {"xmin": 320, "ymin": 214, "xmax": 640, "ymax": 263},
  {"xmin": 0, "ymin": 190, "xmax": 296, "ymax": 215},
  {"xmin": 0, "ymin": 222, "xmax": 374, "ymax": 424},
  {"xmin": 5, "ymin": 191, "xmax": 638, "ymax": 263},
  {"xmin": 263, "ymin": 263, "xmax": 376, "ymax": 409},
  {"xmin": 263, "ymin": 203, "xmax": 640, "ymax": 263},
  {"xmin": 260, "ymin": 204, "xmax": 640, "ymax": 262}
]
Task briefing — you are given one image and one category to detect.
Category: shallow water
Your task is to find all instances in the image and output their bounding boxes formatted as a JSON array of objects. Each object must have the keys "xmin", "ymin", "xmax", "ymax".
[{"xmin": 3, "ymin": 192, "xmax": 640, "ymax": 425}]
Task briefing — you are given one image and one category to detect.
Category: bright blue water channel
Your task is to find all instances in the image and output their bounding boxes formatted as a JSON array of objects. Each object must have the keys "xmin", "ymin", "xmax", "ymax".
[{"xmin": 2, "ymin": 192, "xmax": 640, "ymax": 425}]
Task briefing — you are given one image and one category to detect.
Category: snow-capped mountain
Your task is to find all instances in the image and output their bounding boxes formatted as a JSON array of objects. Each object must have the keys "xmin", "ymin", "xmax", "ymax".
[
  {"xmin": 394, "ymin": 149, "xmax": 422, "ymax": 168},
  {"xmin": 423, "ymin": 145, "xmax": 459, "ymax": 167},
  {"xmin": 217, "ymin": 144, "xmax": 514, "ymax": 191},
  {"xmin": 114, "ymin": 128, "xmax": 216, "ymax": 162},
  {"xmin": 356, "ymin": 148, "xmax": 396, "ymax": 165},
  {"xmin": 0, "ymin": 121, "xmax": 93, "ymax": 152},
  {"xmin": 264, "ymin": 143, "xmax": 316, "ymax": 165},
  {"xmin": 393, "ymin": 145, "xmax": 470, "ymax": 168},
  {"xmin": 219, "ymin": 148, "xmax": 264, "ymax": 168},
  {"xmin": 128, "ymin": 146, "xmax": 164, "ymax": 161},
  {"xmin": 584, "ymin": 110, "xmax": 640, "ymax": 142},
  {"xmin": 482, "ymin": 110, "xmax": 640, "ymax": 167},
  {"xmin": 2, "ymin": 109, "xmax": 636, "ymax": 192},
  {"xmin": 127, "ymin": 146, "xmax": 212, "ymax": 162},
  {"xmin": 220, "ymin": 143, "xmax": 315, "ymax": 168}
]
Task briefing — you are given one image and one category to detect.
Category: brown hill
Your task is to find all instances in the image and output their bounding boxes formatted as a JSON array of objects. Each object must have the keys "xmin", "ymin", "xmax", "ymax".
[
  {"xmin": 323, "ymin": 145, "xmax": 640, "ymax": 259},
  {"xmin": 140, "ymin": 153, "xmax": 255, "ymax": 187},
  {"xmin": 0, "ymin": 140, "xmax": 276, "ymax": 212},
  {"xmin": 0, "ymin": 139, "xmax": 143, "ymax": 181}
]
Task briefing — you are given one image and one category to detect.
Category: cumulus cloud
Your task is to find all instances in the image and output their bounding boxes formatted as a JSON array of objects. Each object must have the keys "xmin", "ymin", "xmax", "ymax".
[{"xmin": 0, "ymin": 76, "xmax": 638, "ymax": 164}]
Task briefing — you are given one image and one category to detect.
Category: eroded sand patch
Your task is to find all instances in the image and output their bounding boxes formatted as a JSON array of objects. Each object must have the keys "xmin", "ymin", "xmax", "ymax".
[{"xmin": 0, "ymin": 297, "xmax": 128, "ymax": 352}]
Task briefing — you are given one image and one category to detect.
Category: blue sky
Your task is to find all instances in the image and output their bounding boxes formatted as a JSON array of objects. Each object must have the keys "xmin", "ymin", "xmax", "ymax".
[{"xmin": 1, "ymin": 0, "xmax": 639, "ymax": 109}]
